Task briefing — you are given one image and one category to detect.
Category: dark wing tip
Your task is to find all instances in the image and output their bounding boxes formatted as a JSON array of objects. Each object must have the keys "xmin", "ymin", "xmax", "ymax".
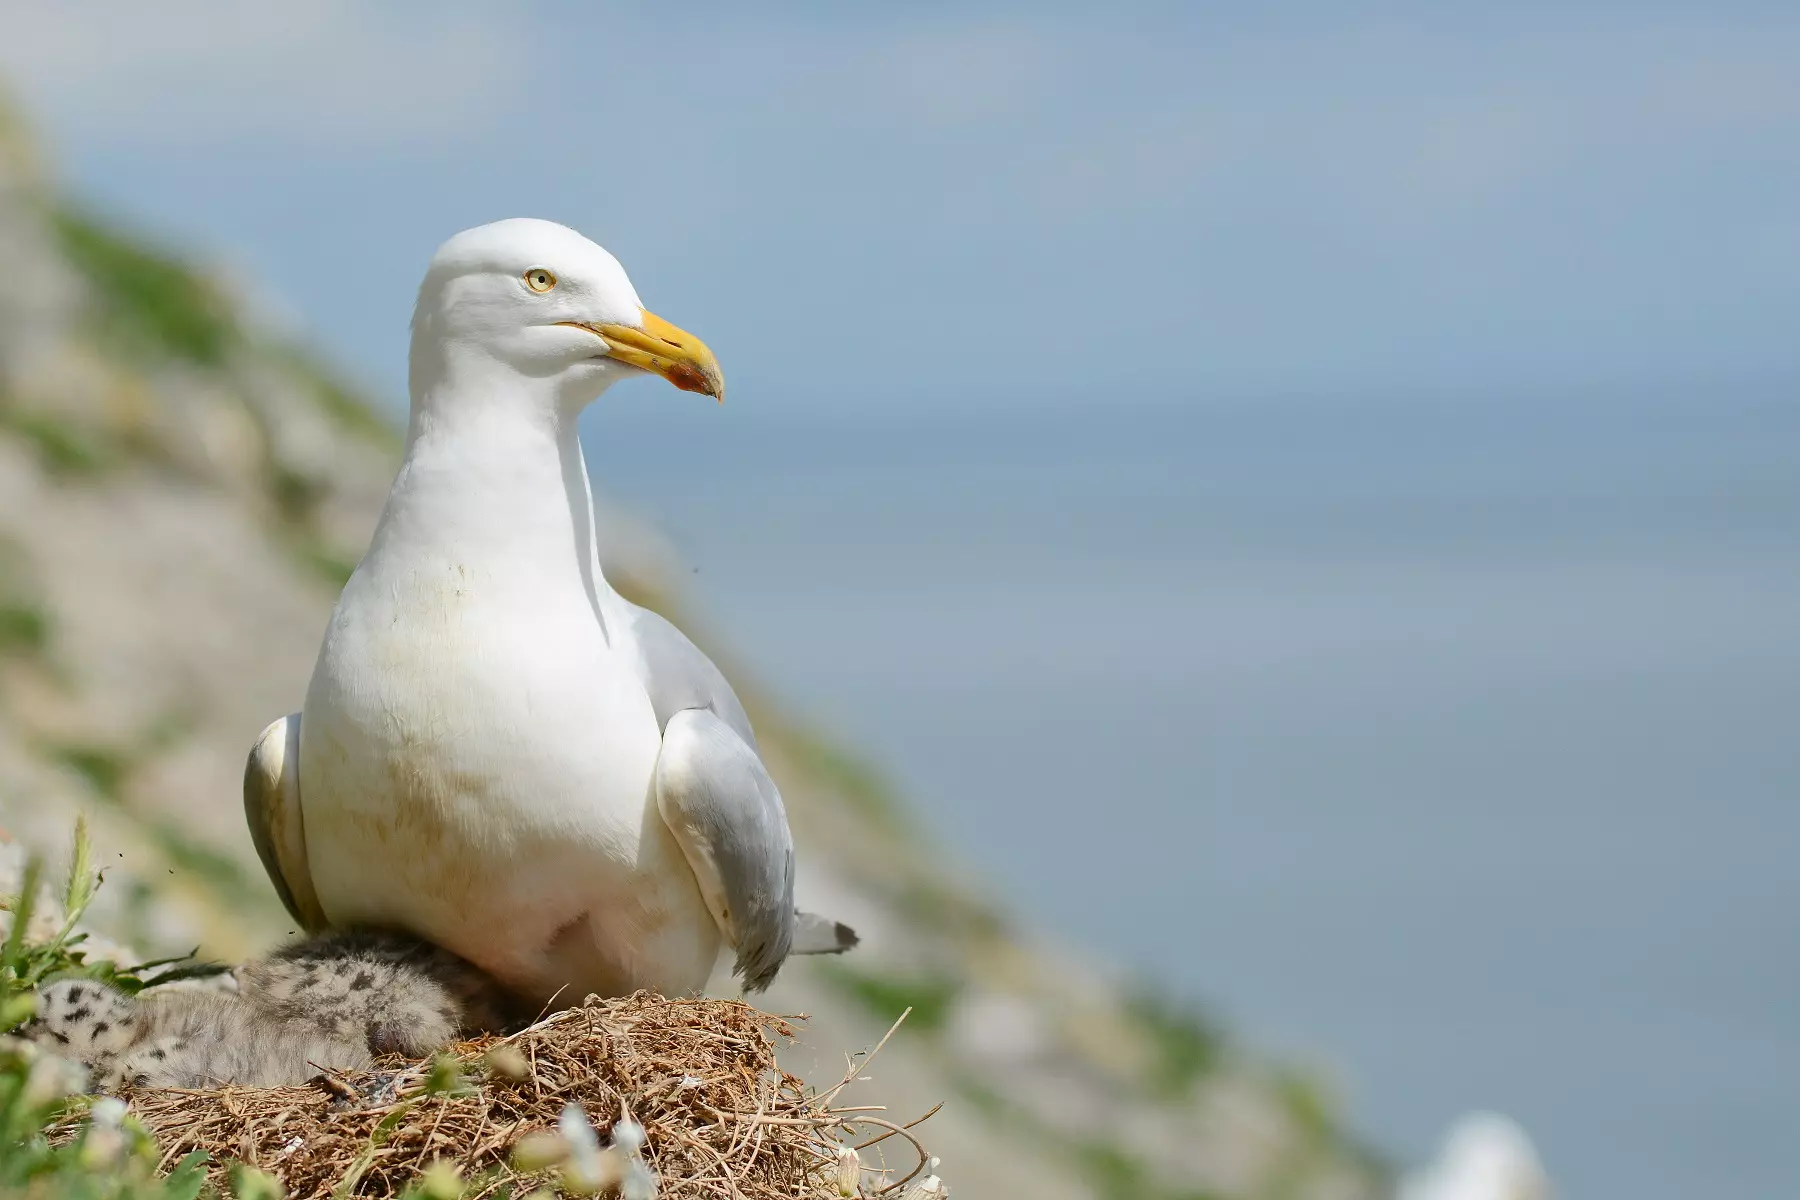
[{"xmin": 790, "ymin": 910, "xmax": 860, "ymax": 956}]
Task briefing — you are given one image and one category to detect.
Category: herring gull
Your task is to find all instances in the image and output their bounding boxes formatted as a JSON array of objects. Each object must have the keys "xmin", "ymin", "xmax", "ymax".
[{"xmin": 245, "ymin": 218, "xmax": 853, "ymax": 1003}]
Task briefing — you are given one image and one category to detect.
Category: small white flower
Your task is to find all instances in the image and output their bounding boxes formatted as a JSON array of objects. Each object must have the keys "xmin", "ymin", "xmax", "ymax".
[
  {"xmin": 418, "ymin": 1161, "xmax": 465, "ymax": 1200},
  {"xmin": 621, "ymin": 1161, "xmax": 658, "ymax": 1200},
  {"xmin": 835, "ymin": 1145, "xmax": 862, "ymax": 1196},
  {"xmin": 558, "ymin": 1103, "xmax": 601, "ymax": 1156},
  {"xmin": 90, "ymin": 1097, "xmax": 128, "ymax": 1129},
  {"xmin": 899, "ymin": 1160, "xmax": 950, "ymax": 1200},
  {"xmin": 24, "ymin": 1056, "xmax": 86, "ymax": 1107},
  {"xmin": 80, "ymin": 1128, "xmax": 125, "ymax": 1168},
  {"xmin": 611, "ymin": 1119, "xmax": 646, "ymax": 1154},
  {"xmin": 559, "ymin": 1103, "xmax": 619, "ymax": 1195},
  {"xmin": 483, "ymin": 1045, "xmax": 530, "ymax": 1080},
  {"xmin": 76, "ymin": 1095, "xmax": 130, "ymax": 1167},
  {"xmin": 1, "ymin": 1036, "xmax": 39, "ymax": 1064},
  {"xmin": 510, "ymin": 1130, "xmax": 570, "ymax": 1172}
]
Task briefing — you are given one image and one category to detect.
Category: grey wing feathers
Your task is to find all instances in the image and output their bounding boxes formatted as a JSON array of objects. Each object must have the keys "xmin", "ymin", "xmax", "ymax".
[
  {"xmin": 627, "ymin": 604, "xmax": 758, "ymax": 748},
  {"xmin": 654, "ymin": 707, "xmax": 795, "ymax": 991},
  {"xmin": 629, "ymin": 601, "xmax": 859, "ymax": 969}
]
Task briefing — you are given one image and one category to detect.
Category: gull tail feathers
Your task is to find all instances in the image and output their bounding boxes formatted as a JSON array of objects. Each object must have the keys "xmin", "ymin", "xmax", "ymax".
[{"xmin": 791, "ymin": 910, "xmax": 858, "ymax": 955}]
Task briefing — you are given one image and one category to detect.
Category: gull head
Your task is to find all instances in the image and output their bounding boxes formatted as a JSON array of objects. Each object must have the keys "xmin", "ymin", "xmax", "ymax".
[{"xmin": 409, "ymin": 217, "xmax": 723, "ymax": 407}]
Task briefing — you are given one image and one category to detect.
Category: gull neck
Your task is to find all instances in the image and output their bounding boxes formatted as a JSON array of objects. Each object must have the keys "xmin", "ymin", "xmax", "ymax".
[{"xmin": 363, "ymin": 368, "xmax": 623, "ymax": 642}]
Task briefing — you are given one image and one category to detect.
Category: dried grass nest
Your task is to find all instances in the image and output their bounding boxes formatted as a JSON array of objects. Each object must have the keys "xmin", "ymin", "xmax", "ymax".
[{"xmin": 92, "ymin": 992, "xmax": 941, "ymax": 1199}]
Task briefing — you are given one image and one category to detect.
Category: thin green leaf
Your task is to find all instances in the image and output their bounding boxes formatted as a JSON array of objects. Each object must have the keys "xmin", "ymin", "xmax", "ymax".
[
  {"xmin": 61, "ymin": 814, "xmax": 96, "ymax": 917},
  {"xmin": 162, "ymin": 1150, "xmax": 213, "ymax": 1200},
  {"xmin": 1, "ymin": 856, "xmax": 42, "ymax": 983},
  {"xmin": 124, "ymin": 947, "xmax": 206, "ymax": 973},
  {"xmin": 136, "ymin": 960, "xmax": 232, "ymax": 989}
]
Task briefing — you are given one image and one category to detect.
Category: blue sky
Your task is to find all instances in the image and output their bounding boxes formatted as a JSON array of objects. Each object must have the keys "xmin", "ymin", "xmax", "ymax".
[{"xmin": 4, "ymin": 2, "xmax": 1798, "ymax": 414}]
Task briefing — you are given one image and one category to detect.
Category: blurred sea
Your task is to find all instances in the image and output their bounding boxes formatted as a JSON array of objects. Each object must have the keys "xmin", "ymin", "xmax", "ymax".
[{"xmin": 586, "ymin": 387, "xmax": 1800, "ymax": 1200}]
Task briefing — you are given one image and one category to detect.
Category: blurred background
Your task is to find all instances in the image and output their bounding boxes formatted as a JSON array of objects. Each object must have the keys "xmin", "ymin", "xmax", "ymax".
[{"xmin": 1, "ymin": 3, "xmax": 1796, "ymax": 1197}]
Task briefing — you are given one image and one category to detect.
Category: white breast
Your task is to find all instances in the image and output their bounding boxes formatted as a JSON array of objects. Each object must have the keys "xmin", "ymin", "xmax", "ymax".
[{"xmin": 295, "ymin": 414, "xmax": 720, "ymax": 1000}]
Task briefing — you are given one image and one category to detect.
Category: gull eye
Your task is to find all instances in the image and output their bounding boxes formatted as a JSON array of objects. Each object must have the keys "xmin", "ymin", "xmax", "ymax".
[{"xmin": 524, "ymin": 268, "xmax": 557, "ymax": 293}]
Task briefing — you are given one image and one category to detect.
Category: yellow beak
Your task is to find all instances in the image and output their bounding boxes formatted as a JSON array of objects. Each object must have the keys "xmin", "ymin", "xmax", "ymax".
[{"xmin": 563, "ymin": 309, "xmax": 724, "ymax": 401}]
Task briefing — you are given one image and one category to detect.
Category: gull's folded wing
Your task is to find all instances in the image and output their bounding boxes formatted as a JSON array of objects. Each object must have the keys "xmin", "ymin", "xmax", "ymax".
[
  {"xmin": 653, "ymin": 707, "xmax": 796, "ymax": 991},
  {"xmin": 243, "ymin": 714, "xmax": 328, "ymax": 931},
  {"xmin": 629, "ymin": 603, "xmax": 858, "ymax": 967}
]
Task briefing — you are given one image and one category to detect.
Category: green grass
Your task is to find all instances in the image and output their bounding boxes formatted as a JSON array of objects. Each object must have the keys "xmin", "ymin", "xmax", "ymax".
[
  {"xmin": 52, "ymin": 208, "xmax": 238, "ymax": 368},
  {"xmin": 47, "ymin": 745, "xmax": 128, "ymax": 801},
  {"xmin": 0, "ymin": 602, "xmax": 50, "ymax": 658},
  {"xmin": 42, "ymin": 738, "xmax": 283, "ymax": 924},
  {"xmin": 141, "ymin": 818, "xmax": 265, "ymax": 913},
  {"xmin": 890, "ymin": 878, "xmax": 1009, "ymax": 943},
  {"xmin": 266, "ymin": 345, "xmax": 399, "ymax": 450},
  {"xmin": 1074, "ymin": 1141, "xmax": 1229, "ymax": 1200},
  {"xmin": 1075, "ymin": 1142, "xmax": 1158, "ymax": 1200},
  {"xmin": 1126, "ymin": 986, "xmax": 1226, "ymax": 1099},
  {"xmin": 0, "ymin": 537, "xmax": 50, "ymax": 660},
  {"xmin": 265, "ymin": 464, "xmax": 325, "ymax": 525},
  {"xmin": 0, "ymin": 820, "xmax": 254, "ymax": 1199},
  {"xmin": 816, "ymin": 962, "xmax": 963, "ymax": 1034},
  {"xmin": 780, "ymin": 727, "xmax": 916, "ymax": 840},
  {"xmin": 1273, "ymin": 1064, "xmax": 1339, "ymax": 1149},
  {"xmin": 291, "ymin": 537, "xmax": 359, "ymax": 588},
  {"xmin": 948, "ymin": 1073, "xmax": 1023, "ymax": 1125},
  {"xmin": 1, "ymin": 411, "xmax": 113, "ymax": 476},
  {"xmin": 0, "ymin": 820, "xmax": 533, "ymax": 1198}
]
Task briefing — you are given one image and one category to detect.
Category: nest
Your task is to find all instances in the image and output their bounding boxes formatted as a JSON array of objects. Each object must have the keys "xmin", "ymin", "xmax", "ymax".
[{"xmin": 104, "ymin": 992, "xmax": 937, "ymax": 1199}]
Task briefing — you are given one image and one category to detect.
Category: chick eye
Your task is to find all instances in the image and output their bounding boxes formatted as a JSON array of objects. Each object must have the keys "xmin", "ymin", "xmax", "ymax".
[{"xmin": 524, "ymin": 268, "xmax": 557, "ymax": 293}]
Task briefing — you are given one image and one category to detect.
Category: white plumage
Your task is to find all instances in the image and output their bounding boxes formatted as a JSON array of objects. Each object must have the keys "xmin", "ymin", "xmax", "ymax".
[
  {"xmin": 245, "ymin": 219, "xmax": 851, "ymax": 1005},
  {"xmin": 1399, "ymin": 1112, "xmax": 1550, "ymax": 1200}
]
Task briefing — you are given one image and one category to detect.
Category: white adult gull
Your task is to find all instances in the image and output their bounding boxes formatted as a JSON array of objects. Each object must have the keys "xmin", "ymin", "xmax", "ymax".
[{"xmin": 243, "ymin": 218, "xmax": 853, "ymax": 1005}]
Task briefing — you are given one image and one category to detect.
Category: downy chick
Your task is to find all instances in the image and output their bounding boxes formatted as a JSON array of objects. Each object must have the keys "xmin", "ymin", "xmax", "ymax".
[{"xmin": 26, "ymin": 930, "xmax": 515, "ymax": 1090}]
